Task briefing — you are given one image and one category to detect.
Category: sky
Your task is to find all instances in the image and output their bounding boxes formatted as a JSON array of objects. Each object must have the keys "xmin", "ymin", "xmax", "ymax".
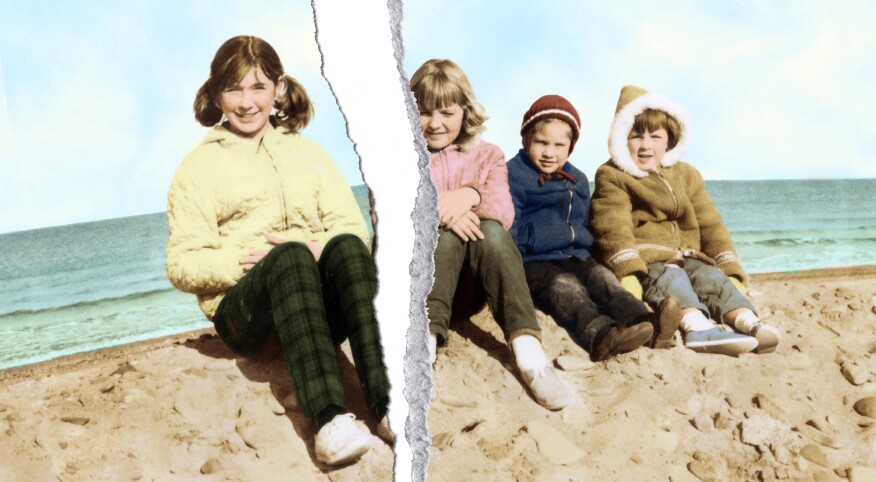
[
  {"xmin": 2, "ymin": 1, "xmax": 874, "ymax": 234},
  {"xmin": 0, "ymin": 0, "xmax": 361, "ymax": 234},
  {"xmin": 402, "ymin": 0, "xmax": 876, "ymax": 182}
]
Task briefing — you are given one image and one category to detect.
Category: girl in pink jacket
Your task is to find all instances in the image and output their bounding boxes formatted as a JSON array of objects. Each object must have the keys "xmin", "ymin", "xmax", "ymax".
[{"xmin": 412, "ymin": 59, "xmax": 573, "ymax": 411}]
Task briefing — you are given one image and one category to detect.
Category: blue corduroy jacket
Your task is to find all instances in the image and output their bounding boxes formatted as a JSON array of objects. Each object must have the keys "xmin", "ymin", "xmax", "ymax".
[{"xmin": 508, "ymin": 150, "xmax": 595, "ymax": 262}]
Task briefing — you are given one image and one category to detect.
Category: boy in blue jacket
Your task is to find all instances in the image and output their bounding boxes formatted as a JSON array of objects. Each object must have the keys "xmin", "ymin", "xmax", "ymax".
[{"xmin": 508, "ymin": 95, "xmax": 676, "ymax": 361}]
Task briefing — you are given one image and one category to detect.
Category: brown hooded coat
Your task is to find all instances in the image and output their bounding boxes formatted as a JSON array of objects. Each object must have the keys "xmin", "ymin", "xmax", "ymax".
[{"xmin": 590, "ymin": 86, "xmax": 747, "ymax": 285}]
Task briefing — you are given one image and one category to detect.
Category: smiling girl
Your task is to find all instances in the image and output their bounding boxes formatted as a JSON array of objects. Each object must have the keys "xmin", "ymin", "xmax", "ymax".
[
  {"xmin": 411, "ymin": 59, "xmax": 573, "ymax": 411},
  {"xmin": 166, "ymin": 36, "xmax": 391, "ymax": 466}
]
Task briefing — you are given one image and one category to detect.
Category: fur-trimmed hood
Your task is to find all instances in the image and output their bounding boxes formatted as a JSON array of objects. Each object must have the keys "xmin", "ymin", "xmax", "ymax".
[{"xmin": 608, "ymin": 85, "xmax": 693, "ymax": 178}]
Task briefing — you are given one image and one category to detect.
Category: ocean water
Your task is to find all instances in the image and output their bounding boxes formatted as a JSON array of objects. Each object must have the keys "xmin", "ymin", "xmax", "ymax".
[
  {"xmin": 1, "ymin": 180, "xmax": 874, "ymax": 370},
  {"xmin": 0, "ymin": 185, "xmax": 373, "ymax": 370}
]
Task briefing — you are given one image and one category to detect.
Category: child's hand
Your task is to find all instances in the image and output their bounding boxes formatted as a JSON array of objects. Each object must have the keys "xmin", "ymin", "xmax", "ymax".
[
  {"xmin": 621, "ymin": 275, "xmax": 643, "ymax": 300},
  {"xmin": 730, "ymin": 277, "xmax": 747, "ymax": 295},
  {"xmin": 439, "ymin": 188, "xmax": 480, "ymax": 228},
  {"xmin": 240, "ymin": 249, "xmax": 269, "ymax": 271},
  {"xmin": 266, "ymin": 231, "xmax": 324, "ymax": 261},
  {"xmin": 446, "ymin": 211, "xmax": 485, "ymax": 242},
  {"xmin": 263, "ymin": 231, "xmax": 288, "ymax": 246}
]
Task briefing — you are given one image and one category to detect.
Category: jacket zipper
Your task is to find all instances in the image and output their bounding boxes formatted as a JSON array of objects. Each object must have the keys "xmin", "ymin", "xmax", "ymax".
[
  {"xmin": 262, "ymin": 143, "xmax": 289, "ymax": 229},
  {"xmin": 566, "ymin": 186, "xmax": 575, "ymax": 243},
  {"xmin": 652, "ymin": 169, "xmax": 680, "ymax": 252}
]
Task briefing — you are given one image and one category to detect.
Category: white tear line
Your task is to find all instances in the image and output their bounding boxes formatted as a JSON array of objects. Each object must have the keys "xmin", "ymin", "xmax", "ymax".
[
  {"xmin": 384, "ymin": 0, "xmax": 438, "ymax": 481},
  {"xmin": 311, "ymin": 1, "xmax": 431, "ymax": 480}
]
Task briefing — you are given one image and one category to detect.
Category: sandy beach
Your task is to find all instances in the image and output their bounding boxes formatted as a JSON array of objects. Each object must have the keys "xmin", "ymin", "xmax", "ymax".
[
  {"xmin": 2, "ymin": 267, "xmax": 876, "ymax": 481},
  {"xmin": 428, "ymin": 267, "xmax": 876, "ymax": 481},
  {"xmin": 0, "ymin": 331, "xmax": 393, "ymax": 481}
]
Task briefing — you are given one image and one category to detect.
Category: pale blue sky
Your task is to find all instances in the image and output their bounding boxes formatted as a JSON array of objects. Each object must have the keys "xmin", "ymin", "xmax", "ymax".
[
  {"xmin": 3, "ymin": 1, "xmax": 875, "ymax": 234},
  {"xmin": 0, "ymin": 0, "xmax": 362, "ymax": 233},
  {"xmin": 402, "ymin": 0, "xmax": 876, "ymax": 181}
]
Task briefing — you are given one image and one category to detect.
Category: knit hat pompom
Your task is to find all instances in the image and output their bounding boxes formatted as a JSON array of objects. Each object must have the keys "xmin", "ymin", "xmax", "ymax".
[{"xmin": 520, "ymin": 95, "xmax": 581, "ymax": 154}]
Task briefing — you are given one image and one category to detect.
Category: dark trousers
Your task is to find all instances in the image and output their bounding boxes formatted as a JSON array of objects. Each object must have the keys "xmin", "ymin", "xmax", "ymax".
[
  {"xmin": 427, "ymin": 220, "xmax": 541, "ymax": 344},
  {"xmin": 213, "ymin": 234, "xmax": 390, "ymax": 424},
  {"xmin": 524, "ymin": 257, "xmax": 650, "ymax": 353}
]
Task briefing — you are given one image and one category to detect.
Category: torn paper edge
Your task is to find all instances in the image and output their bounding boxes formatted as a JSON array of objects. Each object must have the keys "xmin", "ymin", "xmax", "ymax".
[
  {"xmin": 311, "ymin": 1, "xmax": 434, "ymax": 480},
  {"xmin": 385, "ymin": 1, "xmax": 438, "ymax": 482}
]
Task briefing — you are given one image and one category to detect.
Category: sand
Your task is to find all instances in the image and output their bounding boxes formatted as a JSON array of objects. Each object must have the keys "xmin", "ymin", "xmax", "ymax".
[
  {"xmin": 0, "ymin": 332, "xmax": 393, "ymax": 481},
  {"xmin": 428, "ymin": 267, "xmax": 876, "ymax": 481},
  {"xmin": 2, "ymin": 267, "xmax": 875, "ymax": 481}
]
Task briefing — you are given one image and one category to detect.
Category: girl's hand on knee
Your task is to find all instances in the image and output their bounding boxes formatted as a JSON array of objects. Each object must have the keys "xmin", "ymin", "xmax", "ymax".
[
  {"xmin": 447, "ymin": 211, "xmax": 484, "ymax": 242},
  {"xmin": 439, "ymin": 188, "xmax": 480, "ymax": 228},
  {"xmin": 240, "ymin": 249, "xmax": 269, "ymax": 271}
]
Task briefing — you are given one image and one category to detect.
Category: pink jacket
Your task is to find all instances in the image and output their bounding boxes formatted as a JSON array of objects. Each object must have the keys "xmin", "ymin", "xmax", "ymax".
[{"xmin": 430, "ymin": 139, "xmax": 515, "ymax": 230}]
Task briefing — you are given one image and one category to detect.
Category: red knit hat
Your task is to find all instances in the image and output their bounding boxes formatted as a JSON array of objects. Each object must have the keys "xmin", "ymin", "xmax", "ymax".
[{"xmin": 520, "ymin": 95, "xmax": 581, "ymax": 154}]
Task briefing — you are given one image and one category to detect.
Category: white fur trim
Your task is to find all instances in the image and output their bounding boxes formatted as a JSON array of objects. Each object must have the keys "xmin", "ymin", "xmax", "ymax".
[
  {"xmin": 521, "ymin": 109, "xmax": 580, "ymax": 132},
  {"xmin": 608, "ymin": 92, "xmax": 693, "ymax": 178}
]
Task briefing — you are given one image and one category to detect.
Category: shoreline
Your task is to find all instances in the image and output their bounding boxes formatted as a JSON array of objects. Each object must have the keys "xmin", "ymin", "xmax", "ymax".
[{"xmin": 3, "ymin": 265, "xmax": 875, "ymax": 381}]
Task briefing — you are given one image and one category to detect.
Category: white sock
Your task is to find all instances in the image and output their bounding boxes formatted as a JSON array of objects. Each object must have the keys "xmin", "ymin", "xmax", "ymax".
[
  {"xmin": 680, "ymin": 311, "xmax": 715, "ymax": 332},
  {"xmin": 428, "ymin": 333, "xmax": 437, "ymax": 365},
  {"xmin": 511, "ymin": 335, "xmax": 549, "ymax": 372},
  {"xmin": 732, "ymin": 309, "xmax": 760, "ymax": 334}
]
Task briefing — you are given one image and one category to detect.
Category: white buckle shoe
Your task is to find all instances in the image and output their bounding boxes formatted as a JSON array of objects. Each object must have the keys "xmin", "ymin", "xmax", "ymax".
[{"xmin": 315, "ymin": 413, "xmax": 372, "ymax": 465}]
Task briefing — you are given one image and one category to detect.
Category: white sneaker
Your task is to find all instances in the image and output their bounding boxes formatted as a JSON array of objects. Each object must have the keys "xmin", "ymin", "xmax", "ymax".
[
  {"xmin": 751, "ymin": 323, "xmax": 781, "ymax": 354},
  {"xmin": 684, "ymin": 326, "xmax": 758, "ymax": 356},
  {"xmin": 314, "ymin": 413, "xmax": 372, "ymax": 465},
  {"xmin": 520, "ymin": 365, "xmax": 574, "ymax": 411}
]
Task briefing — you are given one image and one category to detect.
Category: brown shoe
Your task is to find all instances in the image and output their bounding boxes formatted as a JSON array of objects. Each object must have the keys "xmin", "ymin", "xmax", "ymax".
[
  {"xmin": 651, "ymin": 297, "xmax": 681, "ymax": 349},
  {"xmin": 592, "ymin": 322, "xmax": 654, "ymax": 361}
]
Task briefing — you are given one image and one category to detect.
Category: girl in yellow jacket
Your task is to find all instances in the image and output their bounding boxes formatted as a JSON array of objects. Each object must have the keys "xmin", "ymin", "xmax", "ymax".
[{"xmin": 166, "ymin": 36, "xmax": 389, "ymax": 466}]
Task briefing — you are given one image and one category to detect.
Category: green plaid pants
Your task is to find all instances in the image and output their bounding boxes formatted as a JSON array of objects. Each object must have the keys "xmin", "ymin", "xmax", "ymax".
[{"xmin": 213, "ymin": 234, "xmax": 389, "ymax": 423}]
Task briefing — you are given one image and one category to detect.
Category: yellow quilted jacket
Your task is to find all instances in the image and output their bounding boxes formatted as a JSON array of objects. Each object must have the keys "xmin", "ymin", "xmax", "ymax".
[{"xmin": 166, "ymin": 123, "xmax": 369, "ymax": 319}]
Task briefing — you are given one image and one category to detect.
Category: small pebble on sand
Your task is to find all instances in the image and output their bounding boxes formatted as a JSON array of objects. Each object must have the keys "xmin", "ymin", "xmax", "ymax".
[
  {"xmin": 800, "ymin": 444, "xmax": 831, "ymax": 468},
  {"xmin": 200, "ymin": 457, "xmax": 223, "ymax": 474},
  {"xmin": 841, "ymin": 361, "xmax": 869, "ymax": 386},
  {"xmin": 853, "ymin": 397, "xmax": 876, "ymax": 418},
  {"xmin": 556, "ymin": 355, "xmax": 594, "ymax": 372},
  {"xmin": 60, "ymin": 417, "xmax": 90, "ymax": 426}
]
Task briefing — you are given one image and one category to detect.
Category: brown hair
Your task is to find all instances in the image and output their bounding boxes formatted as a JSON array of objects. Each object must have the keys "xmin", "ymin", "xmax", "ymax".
[
  {"xmin": 193, "ymin": 35, "xmax": 313, "ymax": 134},
  {"xmin": 630, "ymin": 109, "xmax": 681, "ymax": 149},
  {"xmin": 409, "ymin": 59, "xmax": 487, "ymax": 151}
]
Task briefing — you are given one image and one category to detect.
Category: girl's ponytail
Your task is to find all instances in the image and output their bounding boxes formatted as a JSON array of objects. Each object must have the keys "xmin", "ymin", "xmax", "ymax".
[
  {"xmin": 274, "ymin": 75, "xmax": 313, "ymax": 134},
  {"xmin": 193, "ymin": 79, "xmax": 223, "ymax": 127}
]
